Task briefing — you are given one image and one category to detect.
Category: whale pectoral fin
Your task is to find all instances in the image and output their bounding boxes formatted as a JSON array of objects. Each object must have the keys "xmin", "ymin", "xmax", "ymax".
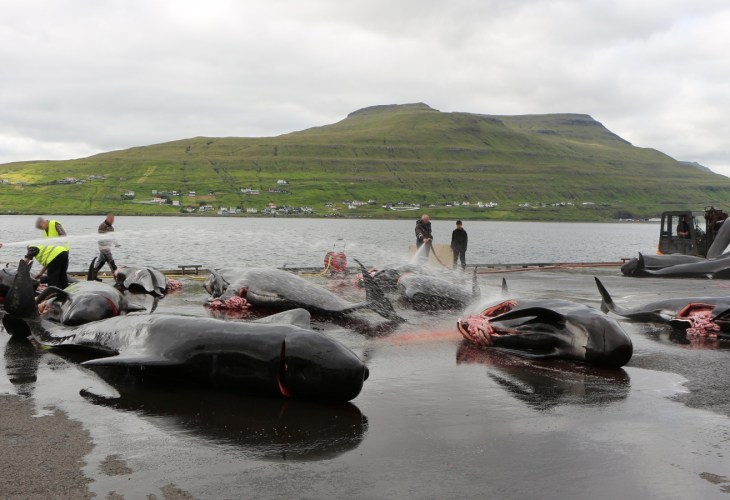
[
  {"xmin": 491, "ymin": 307, "xmax": 566, "ymax": 326},
  {"xmin": 253, "ymin": 308, "xmax": 312, "ymax": 329},
  {"xmin": 246, "ymin": 289, "xmax": 287, "ymax": 306},
  {"xmin": 124, "ymin": 302, "xmax": 147, "ymax": 313},
  {"xmin": 81, "ymin": 354, "xmax": 178, "ymax": 367},
  {"xmin": 35, "ymin": 286, "xmax": 70, "ymax": 304},
  {"xmin": 712, "ymin": 304, "xmax": 730, "ymax": 320},
  {"xmin": 668, "ymin": 319, "xmax": 692, "ymax": 331}
]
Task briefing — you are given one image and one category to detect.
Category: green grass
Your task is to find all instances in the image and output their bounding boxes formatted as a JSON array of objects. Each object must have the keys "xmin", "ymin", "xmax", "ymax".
[{"xmin": 1, "ymin": 102, "xmax": 728, "ymax": 220}]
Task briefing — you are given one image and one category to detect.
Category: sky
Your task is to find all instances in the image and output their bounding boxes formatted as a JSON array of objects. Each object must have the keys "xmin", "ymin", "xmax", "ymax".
[{"xmin": 1, "ymin": 0, "xmax": 729, "ymax": 176}]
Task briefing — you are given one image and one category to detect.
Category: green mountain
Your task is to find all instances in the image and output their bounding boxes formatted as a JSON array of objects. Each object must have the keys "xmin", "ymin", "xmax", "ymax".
[{"xmin": 1, "ymin": 102, "xmax": 728, "ymax": 220}]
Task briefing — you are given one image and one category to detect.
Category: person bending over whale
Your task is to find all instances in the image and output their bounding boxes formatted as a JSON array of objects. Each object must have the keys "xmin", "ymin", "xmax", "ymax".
[
  {"xmin": 0, "ymin": 217, "xmax": 70, "ymax": 290},
  {"xmin": 22, "ymin": 244, "xmax": 70, "ymax": 293},
  {"xmin": 31, "ymin": 217, "xmax": 71, "ymax": 289}
]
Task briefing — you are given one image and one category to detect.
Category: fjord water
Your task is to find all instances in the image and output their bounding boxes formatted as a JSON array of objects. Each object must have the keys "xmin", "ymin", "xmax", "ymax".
[
  {"xmin": 3, "ymin": 215, "xmax": 730, "ymax": 498},
  {"xmin": 0, "ymin": 215, "xmax": 657, "ymax": 269}
]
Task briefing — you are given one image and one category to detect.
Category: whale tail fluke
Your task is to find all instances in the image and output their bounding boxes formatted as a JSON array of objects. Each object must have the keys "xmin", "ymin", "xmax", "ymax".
[
  {"xmin": 204, "ymin": 269, "xmax": 227, "ymax": 297},
  {"xmin": 2, "ymin": 260, "xmax": 42, "ymax": 338},
  {"xmin": 5, "ymin": 260, "xmax": 40, "ymax": 321},
  {"xmin": 355, "ymin": 259, "xmax": 405, "ymax": 322}
]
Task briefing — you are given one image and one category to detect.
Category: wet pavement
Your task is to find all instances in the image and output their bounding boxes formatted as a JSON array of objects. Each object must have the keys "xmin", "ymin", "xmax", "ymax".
[{"xmin": 3, "ymin": 268, "xmax": 730, "ymax": 498}]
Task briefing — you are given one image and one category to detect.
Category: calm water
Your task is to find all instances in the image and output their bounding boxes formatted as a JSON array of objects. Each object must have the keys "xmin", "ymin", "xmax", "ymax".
[{"xmin": 0, "ymin": 215, "xmax": 658, "ymax": 269}]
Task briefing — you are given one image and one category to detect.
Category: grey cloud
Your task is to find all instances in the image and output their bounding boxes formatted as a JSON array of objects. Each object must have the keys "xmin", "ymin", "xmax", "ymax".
[{"xmin": 0, "ymin": 1, "xmax": 728, "ymax": 177}]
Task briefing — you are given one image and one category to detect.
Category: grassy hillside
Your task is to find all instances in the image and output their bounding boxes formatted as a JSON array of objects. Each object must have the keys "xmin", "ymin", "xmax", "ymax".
[{"xmin": 1, "ymin": 102, "xmax": 728, "ymax": 220}]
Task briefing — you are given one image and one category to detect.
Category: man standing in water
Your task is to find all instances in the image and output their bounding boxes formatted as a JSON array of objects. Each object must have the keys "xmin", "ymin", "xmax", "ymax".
[
  {"xmin": 93, "ymin": 213, "xmax": 119, "ymax": 279},
  {"xmin": 415, "ymin": 214, "xmax": 433, "ymax": 261},
  {"xmin": 451, "ymin": 220, "xmax": 468, "ymax": 270}
]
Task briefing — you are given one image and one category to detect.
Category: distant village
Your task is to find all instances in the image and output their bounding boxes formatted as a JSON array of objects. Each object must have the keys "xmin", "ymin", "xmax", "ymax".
[{"xmin": 1, "ymin": 175, "xmax": 604, "ymax": 216}]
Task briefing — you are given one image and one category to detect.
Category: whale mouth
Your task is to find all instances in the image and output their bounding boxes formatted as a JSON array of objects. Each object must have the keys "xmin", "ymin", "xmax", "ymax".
[
  {"xmin": 675, "ymin": 303, "xmax": 722, "ymax": 338},
  {"xmin": 457, "ymin": 300, "xmax": 519, "ymax": 346},
  {"xmin": 277, "ymin": 341, "xmax": 291, "ymax": 398},
  {"xmin": 457, "ymin": 300, "xmax": 566, "ymax": 349}
]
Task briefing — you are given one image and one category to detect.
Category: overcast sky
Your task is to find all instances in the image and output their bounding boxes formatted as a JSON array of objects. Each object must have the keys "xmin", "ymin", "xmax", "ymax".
[{"xmin": 1, "ymin": 1, "xmax": 729, "ymax": 176}]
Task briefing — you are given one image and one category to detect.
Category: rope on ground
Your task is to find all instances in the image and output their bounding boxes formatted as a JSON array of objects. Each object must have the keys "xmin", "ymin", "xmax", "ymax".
[{"xmin": 298, "ymin": 255, "xmax": 334, "ymax": 277}]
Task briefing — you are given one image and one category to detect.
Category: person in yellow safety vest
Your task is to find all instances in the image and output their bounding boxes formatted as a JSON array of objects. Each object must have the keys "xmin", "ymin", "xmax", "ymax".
[{"xmin": 24, "ymin": 217, "xmax": 71, "ymax": 290}]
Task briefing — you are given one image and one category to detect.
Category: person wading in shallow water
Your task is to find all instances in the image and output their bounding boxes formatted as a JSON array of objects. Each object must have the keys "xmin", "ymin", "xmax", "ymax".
[
  {"xmin": 92, "ymin": 213, "xmax": 120, "ymax": 279},
  {"xmin": 415, "ymin": 214, "xmax": 433, "ymax": 262},
  {"xmin": 451, "ymin": 220, "xmax": 468, "ymax": 270}
]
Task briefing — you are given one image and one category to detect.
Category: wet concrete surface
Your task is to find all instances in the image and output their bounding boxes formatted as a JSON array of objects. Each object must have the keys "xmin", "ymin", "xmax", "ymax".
[{"xmin": 3, "ymin": 268, "xmax": 730, "ymax": 498}]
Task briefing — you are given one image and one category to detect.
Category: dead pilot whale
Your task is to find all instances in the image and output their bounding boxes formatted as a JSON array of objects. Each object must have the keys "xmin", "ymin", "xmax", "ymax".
[
  {"xmin": 2, "ymin": 259, "xmax": 145, "ymax": 337},
  {"xmin": 595, "ymin": 277, "xmax": 730, "ymax": 339},
  {"xmin": 113, "ymin": 265, "xmax": 169, "ymax": 296},
  {"xmin": 457, "ymin": 279, "xmax": 633, "ymax": 368},
  {"xmin": 204, "ymin": 260, "xmax": 403, "ymax": 322},
  {"xmin": 621, "ymin": 252, "xmax": 730, "ymax": 279},
  {"xmin": 4, "ymin": 259, "xmax": 369, "ymax": 401},
  {"xmin": 397, "ymin": 268, "xmax": 481, "ymax": 310}
]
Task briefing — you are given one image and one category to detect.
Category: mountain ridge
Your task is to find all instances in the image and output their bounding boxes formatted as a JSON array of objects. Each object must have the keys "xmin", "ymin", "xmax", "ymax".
[{"xmin": 0, "ymin": 103, "xmax": 727, "ymax": 220}]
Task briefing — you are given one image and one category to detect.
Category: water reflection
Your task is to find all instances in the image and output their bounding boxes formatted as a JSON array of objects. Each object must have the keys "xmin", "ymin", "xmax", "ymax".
[
  {"xmin": 3, "ymin": 334, "xmax": 41, "ymax": 397},
  {"xmin": 1, "ymin": 323, "xmax": 369, "ymax": 461},
  {"xmin": 637, "ymin": 325, "xmax": 730, "ymax": 350},
  {"xmin": 81, "ymin": 380, "xmax": 368, "ymax": 461},
  {"xmin": 456, "ymin": 342, "xmax": 631, "ymax": 411}
]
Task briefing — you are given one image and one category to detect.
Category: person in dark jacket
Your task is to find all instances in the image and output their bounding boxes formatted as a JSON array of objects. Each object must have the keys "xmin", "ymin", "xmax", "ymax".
[
  {"xmin": 677, "ymin": 215, "xmax": 691, "ymax": 238},
  {"xmin": 451, "ymin": 220, "xmax": 468, "ymax": 270},
  {"xmin": 415, "ymin": 214, "xmax": 433, "ymax": 261}
]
